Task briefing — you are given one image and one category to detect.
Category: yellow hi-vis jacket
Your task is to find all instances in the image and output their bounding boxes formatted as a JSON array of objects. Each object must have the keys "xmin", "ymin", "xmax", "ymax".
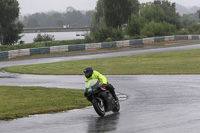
[{"xmin": 85, "ymin": 70, "xmax": 107, "ymax": 88}]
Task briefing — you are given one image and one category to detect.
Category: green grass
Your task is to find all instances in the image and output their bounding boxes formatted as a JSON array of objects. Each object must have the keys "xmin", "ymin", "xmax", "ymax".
[
  {"xmin": 0, "ymin": 86, "xmax": 91, "ymax": 120},
  {"xmin": 3, "ymin": 48, "xmax": 200, "ymax": 75}
]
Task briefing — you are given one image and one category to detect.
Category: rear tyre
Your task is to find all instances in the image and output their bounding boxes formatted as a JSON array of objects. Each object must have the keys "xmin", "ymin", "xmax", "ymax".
[{"xmin": 92, "ymin": 98, "xmax": 105, "ymax": 117}]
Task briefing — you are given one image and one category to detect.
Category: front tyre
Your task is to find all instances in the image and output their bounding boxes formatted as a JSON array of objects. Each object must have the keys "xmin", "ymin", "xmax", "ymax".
[{"xmin": 92, "ymin": 98, "xmax": 105, "ymax": 117}]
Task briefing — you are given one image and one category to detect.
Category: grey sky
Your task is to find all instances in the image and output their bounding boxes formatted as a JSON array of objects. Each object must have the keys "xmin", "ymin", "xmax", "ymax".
[{"xmin": 18, "ymin": 0, "xmax": 200, "ymax": 15}]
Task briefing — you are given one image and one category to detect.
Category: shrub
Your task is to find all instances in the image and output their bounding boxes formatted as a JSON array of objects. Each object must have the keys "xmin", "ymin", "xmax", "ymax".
[
  {"xmin": 33, "ymin": 34, "xmax": 55, "ymax": 42},
  {"xmin": 187, "ymin": 24, "xmax": 200, "ymax": 34},
  {"xmin": 140, "ymin": 21, "xmax": 176, "ymax": 37},
  {"xmin": 124, "ymin": 14, "xmax": 141, "ymax": 36},
  {"xmin": 91, "ymin": 26, "xmax": 123, "ymax": 42},
  {"xmin": 89, "ymin": 18, "xmax": 123, "ymax": 42}
]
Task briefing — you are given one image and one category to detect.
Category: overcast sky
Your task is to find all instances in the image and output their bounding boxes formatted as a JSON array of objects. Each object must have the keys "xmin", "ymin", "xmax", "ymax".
[{"xmin": 18, "ymin": 0, "xmax": 200, "ymax": 15}]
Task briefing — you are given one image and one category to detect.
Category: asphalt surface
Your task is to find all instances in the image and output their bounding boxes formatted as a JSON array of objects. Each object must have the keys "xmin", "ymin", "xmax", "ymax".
[{"xmin": 1, "ymin": 43, "xmax": 200, "ymax": 133}]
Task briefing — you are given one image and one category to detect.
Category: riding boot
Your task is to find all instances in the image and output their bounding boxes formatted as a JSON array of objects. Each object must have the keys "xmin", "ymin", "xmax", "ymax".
[
  {"xmin": 110, "ymin": 90, "xmax": 118, "ymax": 101},
  {"xmin": 106, "ymin": 83, "xmax": 118, "ymax": 101},
  {"xmin": 113, "ymin": 93, "xmax": 119, "ymax": 101}
]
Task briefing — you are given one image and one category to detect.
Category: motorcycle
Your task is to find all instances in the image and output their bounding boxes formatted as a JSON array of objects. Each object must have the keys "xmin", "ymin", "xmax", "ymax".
[{"xmin": 84, "ymin": 79, "xmax": 120, "ymax": 117}]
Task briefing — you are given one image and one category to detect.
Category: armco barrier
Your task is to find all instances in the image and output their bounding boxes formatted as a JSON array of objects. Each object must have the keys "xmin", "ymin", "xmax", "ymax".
[
  {"xmin": 8, "ymin": 50, "xmax": 20, "ymax": 59},
  {"xmin": 40, "ymin": 47, "xmax": 50, "ymax": 54},
  {"xmin": 124, "ymin": 40, "xmax": 130, "ymax": 46},
  {"xmin": 192, "ymin": 35, "xmax": 199, "ymax": 40},
  {"xmin": 101, "ymin": 42, "xmax": 116, "ymax": 48},
  {"xmin": 175, "ymin": 35, "xmax": 188, "ymax": 40},
  {"xmin": 130, "ymin": 39, "xmax": 143, "ymax": 45},
  {"xmin": 115, "ymin": 40, "xmax": 130, "ymax": 47},
  {"xmin": 143, "ymin": 38, "xmax": 154, "ymax": 44},
  {"xmin": 30, "ymin": 48, "xmax": 40, "ymax": 55},
  {"xmin": 50, "ymin": 45, "xmax": 69, "ymax": 53},
  {"xmin": 0, "ymin": 35, "xmax": 200, "ymax": 60},
  {"xmin": 8, "ymin": 49, "xmax": 30, "ymax": 59},
  {"xmin": 68, "ymin": 44, "xmax": 85, "ymax": 51},
  {"xmin": 116, "ymin": 41, "xmax": 125, "ymax": 47},
  {"xmin": 154, "ymin": 37, "xmax": 165, "ymax": 42},
  {"xmin": 188, "ymin": 35, "xmax": 192, "ymax": 40},
  {"xmin": 19, "ymin": 49, "xmax": 30, "ymax": 57},
  {"xmin": 59, "ymin": 45, "xmax": 69, "ymax": 52},
  {"xmin": 30, "ymin": 47, "xmax": 50, "ymax": 55},
  {"xmin": 0, "ymin": 51, "xmax": 8, "ymax": 60},
  {"xmin": 50, "ymin": 46, "xmax": 60, "ymax": 53},
  {"xmin": 85, "ymin": 43, "xmax": 101, "ymax": 50},
  {"xmin": 164, "ymin": 36, "xmax": 174, "ymax": 41}
]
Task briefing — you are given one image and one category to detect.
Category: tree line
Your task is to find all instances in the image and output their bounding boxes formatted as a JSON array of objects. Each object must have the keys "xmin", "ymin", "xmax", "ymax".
[
  {"xmin": 22, "ymin": 9, "xmax": 93, "ymax": 28},
  {"xmin": 1, "ymin": 0, "xmax": 200, "ymax": 45}
]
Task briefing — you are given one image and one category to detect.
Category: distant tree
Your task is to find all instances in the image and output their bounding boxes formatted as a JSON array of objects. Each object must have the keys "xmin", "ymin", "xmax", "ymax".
[
  {"xmin": 197, "ymin": 10, "xmax": 200, "ymax": 21},
  {"xmin": 25, "ymin": 18, "xmax": 40, "ymax": 27},
  {"xmin": 94, "ymin": 0, "xmax": 104, "ymax": 25},
  {"xmin": 88, "ymin": 0, "xmax": 124, "ymax": 42},
  {"xmin": 140, "ymin": 3, "xmax": 165, "ymax": 23},
  {"xmin": 3, "ymin": 22, "xmax": 23, "ymax": 45},
  {"xmin": 0, "ymin": 0, "xmax": 23, "ymax": 45},
  {"xmin": 139, "ymin": 1, "xmax": 181, "ymax": 29},
  {"xmin": 152, "ymin": 0, "xmax": 182, "ymax": 29},
  {"xmin": 181, "ymin": 19, "xmax": 196, "ymax": 27},
  {"xmin": 90, "ymin": 0, "xmax": 104, "ymax": 34},
  {"xmin": 57, "ymin": 20, "xmax": 65, "ymax": 27},
  {"xmin": 103, "ymin": 0, "xmax": 133, "ymax": 29},
  {"xmin": 125, "ymin": 14, "xmax": 141, "ymax": 36},
  {"xmin": 22, "ymin": 10, "xmax": 93, "ymax": 28},
  {"xmin": 131, "ymin": 0, "xmax": 140, "ymax": 14},
  {"xmin": 66, "ymin": 6, "xmax": 75, "ymax": 12},
  {"xmin": 153, "ymin": 0, "xmax": 161, "ymax": 5},
  {"xmin": 187, "ymin": 23, "xmax": 200, "ymax": 34},
  {"xmin": 180, "ymin": 13, "xmax": 200, "ymax": 25},
  {"xmin": 125, "ymin": 0, "xmax": 180, "ymax": 37}
]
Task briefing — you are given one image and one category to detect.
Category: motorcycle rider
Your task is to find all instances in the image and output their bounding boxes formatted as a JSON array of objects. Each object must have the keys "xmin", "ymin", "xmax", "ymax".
[{"xmin": 84, "ymin": 66, "xmax": 119, "ymax": 102}]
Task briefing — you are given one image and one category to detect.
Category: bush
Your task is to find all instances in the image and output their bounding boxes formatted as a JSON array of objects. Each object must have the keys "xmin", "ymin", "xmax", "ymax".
[
  {"xmin": 89, "ymin": 18, "xmax": 123, "ymax": 42},
  {"xmin": 94, "ymin": 28, "xmax": 123, "ymax": 42},
  {"xmin": 176, "ymin": 29, "xmax": 189, "ymax": 35},
  {"xmin": 187, "ymin": 24, "xmax": 200, "ymax": 34},
  {"xmin": 124, "ymin": 14, "xmax": 141, "ymax": 36},
  {"xmin": 33, "ymin": 34, "xmax": 55, "ymax": 42},
  {"xmin": 140, "ymin": 21, "xmax": 176, "ymax": 37}
]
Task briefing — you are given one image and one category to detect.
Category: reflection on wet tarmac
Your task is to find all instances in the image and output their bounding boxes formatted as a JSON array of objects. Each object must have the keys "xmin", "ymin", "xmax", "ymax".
[
  {"xmin": 0, "ymin": 71, "xmax": 18, "ymax": 78},
  {"xmin": 87, "ymin": 113, "xmax": 120, "ymax": 133}
]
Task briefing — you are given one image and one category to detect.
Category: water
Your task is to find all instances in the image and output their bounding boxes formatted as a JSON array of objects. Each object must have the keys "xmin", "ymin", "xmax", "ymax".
[{"xmin": 21, "ymin": 31, "xmax": 85, "ymax": 43}]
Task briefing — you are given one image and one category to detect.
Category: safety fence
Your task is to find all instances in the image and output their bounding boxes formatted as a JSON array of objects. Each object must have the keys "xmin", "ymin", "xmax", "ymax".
[{"xmin": 0, "ymin": 35, "xmax": 200, "ymax": 60}]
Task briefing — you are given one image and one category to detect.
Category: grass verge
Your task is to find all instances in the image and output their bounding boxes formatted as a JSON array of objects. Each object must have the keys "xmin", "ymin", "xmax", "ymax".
[
  {"xmin": 2, "ymin": 48, "xmax": 200, "ymax": 75},
  {"xmin": 0, "ymin": 86, "xmax": 91, "ymax": 120}
]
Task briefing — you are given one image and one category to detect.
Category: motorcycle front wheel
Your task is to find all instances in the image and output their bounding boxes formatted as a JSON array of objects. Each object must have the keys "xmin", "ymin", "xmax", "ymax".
[{"xmin": 92, "ymin": 98, "xmax": 105, "ymax": 117}]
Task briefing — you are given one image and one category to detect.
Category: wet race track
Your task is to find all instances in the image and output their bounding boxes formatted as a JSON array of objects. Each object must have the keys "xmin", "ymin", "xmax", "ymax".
[{"xmin": 1, "ymin": 43, "xmax": 200, "ymax": 133}]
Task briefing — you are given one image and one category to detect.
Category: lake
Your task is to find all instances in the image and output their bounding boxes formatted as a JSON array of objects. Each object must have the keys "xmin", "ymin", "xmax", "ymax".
[{"xmin": 21, "ymin": 31, "xmax": 86, "ymax": 43}]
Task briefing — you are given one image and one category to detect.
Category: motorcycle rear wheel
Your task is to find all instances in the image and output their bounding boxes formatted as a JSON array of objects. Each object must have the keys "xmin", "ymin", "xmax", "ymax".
[{"xmin": 92, "ymin": 98, "xmax": 105, "ymax": 117}]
